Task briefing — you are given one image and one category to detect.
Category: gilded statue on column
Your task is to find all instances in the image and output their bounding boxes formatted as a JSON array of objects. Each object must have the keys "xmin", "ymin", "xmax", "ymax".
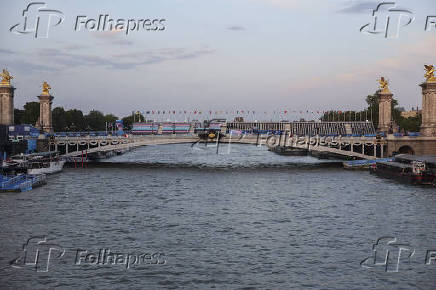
[
  {"xmin": 0, "ymin": 69, "xmax": 13, "ymax": 85},
  {"xmin": 378, "ymin": 77, "xmax": 390, "ymax": 93},
  {"xmin": 42, "ymin": 81, "xmax": 51, "ymax": 95},
  {"xmin": 424, "ymin": 65, "xmax": 436, "ymax": 82}
]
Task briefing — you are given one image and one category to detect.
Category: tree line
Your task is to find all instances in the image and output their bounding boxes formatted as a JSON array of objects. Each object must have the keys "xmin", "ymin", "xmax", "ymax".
[{"xmin": 14, "ymin": 102, "xmax": 143, "ymax": 132}]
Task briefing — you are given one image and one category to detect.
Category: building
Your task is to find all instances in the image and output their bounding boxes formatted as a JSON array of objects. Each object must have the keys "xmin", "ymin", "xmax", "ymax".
[{"xmin": 401, "ymin": 109, "xmax": 421, "ymax": 119}]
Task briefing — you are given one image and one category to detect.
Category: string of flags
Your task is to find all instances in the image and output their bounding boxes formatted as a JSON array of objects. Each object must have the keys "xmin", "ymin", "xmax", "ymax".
[{"xmin": 133, "ymin": 110, "xmax": 360, "ymax": 115}]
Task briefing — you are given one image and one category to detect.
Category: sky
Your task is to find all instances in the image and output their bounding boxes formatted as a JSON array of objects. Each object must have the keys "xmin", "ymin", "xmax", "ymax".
[{"xmin": 0, "ymin": 0, "xmax": 435, "ymax": 120}]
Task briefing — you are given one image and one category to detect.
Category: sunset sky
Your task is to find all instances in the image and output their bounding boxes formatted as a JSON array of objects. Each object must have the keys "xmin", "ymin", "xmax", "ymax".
[{"xmin": 1, "ymin": 0, "xmax": 436, "ymax": 120}]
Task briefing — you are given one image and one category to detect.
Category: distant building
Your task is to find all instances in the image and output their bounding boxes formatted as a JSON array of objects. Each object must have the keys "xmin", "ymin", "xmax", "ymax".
[
  {"xmin": 401, "ymin": 108, "xmax": 421, "ymax": 118},
  {"xmin": 233, "ymin": 117, "xmax": 244, "ymax": 122}
]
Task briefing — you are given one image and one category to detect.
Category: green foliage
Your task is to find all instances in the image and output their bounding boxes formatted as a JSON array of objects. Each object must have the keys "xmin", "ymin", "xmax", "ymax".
[
  {"xmin": 14, "ymin": 109, "xmax": 24, "ymax": 125},
  {"xmin": 14, "ymin": 103, "xmax": 133, "ymax": 132},
  {"xmin": 52, "ymin": 107, "xmax": 67, "ymax": 132},
  {"xmin": 397, "ymin": 114, "xmax": 422, "ymax": 132},
  {"xmin": 104, "ymin": 114, "xmax": 118, "ymax": 124},
  {"xmin": 22, "ymin": 102, "xmax": 40, "ymax": 125},
  {"xmin": 65, "ymin": 109, "xmax": 86, "ymax": 131},
  {"xmin": 85, "ymin": 110, "xmax": 105, "ymax": 131},
  {"xmin": 122, "ymin": 112, "xmax": 143, "ymax": 130}
]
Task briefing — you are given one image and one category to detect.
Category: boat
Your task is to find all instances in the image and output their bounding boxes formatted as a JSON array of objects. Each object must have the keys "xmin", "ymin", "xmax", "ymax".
[
  {"xmin": 27, "ymin": 158, "xmax": 65, "ymax": 174},
  {"xmin": 343, "ymin": 158, "xmax": 393, "ymax": 170},
  {"xmin": 369, "ymin": 154, "xmax": 436, "ymax": 185},
  {"xmin": 269, "ymin": 146, "xmax": 308, "ymax": 156},
  {"xmin": 10, "ymin": 151, "xmax": 65, "ymax": 175}
]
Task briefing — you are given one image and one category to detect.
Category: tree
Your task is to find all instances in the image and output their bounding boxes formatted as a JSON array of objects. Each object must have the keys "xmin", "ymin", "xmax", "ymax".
[
  {"xmin": 22, "ymin": 102, "xmax": 40, "ymax": 125},
  {"xmin": 397, "ymin": 114, "xmax": 422, "ymax": 133},
  {"xmin": 122, "ymin": 115, "xmax": 134, "ymax": 130},
  {"xmin": 14, "ymin": 109, "xmax": 24, "ymax": 125},
  {"xmin": 121, "ymin": 112, "xmax": 144, "ymax": 130},
  {"xmin": 65, "ymin": 109, "xmax": 86, "ymax": 131},
  {"xmin": 104, "ymin": 114, "xmax": 118, "ymax": 124},
  {"xmin": 85, "ymin": 110, "xmax": 105, "ymax": 131},
  {"xmin": 52, "ymin": 107, "xmax": 67, "ymax": 132}
]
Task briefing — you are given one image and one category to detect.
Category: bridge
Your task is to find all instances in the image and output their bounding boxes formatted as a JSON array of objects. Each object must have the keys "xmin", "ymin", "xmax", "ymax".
[
  {"xmin": 265, "ymin": 134, "xmax": 386, "ymax": 160},
  {"xmin": 52, "ymin": 134, "xmax": 263, "ymax": 159},
  {"xmin": 50, "ymin": 121, "xmax": 383, "ymax": 161}
]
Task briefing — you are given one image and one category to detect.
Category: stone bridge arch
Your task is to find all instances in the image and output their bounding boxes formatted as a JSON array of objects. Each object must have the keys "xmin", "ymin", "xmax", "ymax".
[{"xmin": 397, "ymin": 145, "xmax": 415, "ymax": 155}]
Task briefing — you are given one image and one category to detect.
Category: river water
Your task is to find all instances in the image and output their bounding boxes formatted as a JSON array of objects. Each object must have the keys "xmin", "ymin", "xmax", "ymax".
[{"xmin": 1, "ymin": 143, "xmax": 435, "ymax": 289}]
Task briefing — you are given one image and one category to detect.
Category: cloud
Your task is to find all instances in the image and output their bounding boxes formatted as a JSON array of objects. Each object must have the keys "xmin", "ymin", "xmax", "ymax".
[
  {"xmin": 1, "ymin": 46, "xmax": 215, "ymax": 73},
  {"xmin": 90, "ymin": 30, "xmax": 135, "ymax": 46},
  {"xmin": 227, "ymin": 25, "xmax": 246, "ymax": 31},
  {"xmin": 338, "ymin": 1, "xmax": 378, "ymax": 14},
  {"xmin": 0, "ymin": 48, "xmax": 15, "ymax": 55},
  {"xmin": 0, "ymin": 58, "xmax": 57, "ymax": 74}
]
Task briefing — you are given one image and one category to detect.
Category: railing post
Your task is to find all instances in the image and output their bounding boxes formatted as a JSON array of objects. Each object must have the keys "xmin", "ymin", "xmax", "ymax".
[{"xmin": 374, "ymin": 141, "xmax": 377, "ymax": 158}]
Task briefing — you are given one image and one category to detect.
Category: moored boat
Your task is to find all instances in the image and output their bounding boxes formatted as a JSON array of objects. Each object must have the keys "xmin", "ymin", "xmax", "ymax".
[
  {"xmin": 10, "ymin": 151, "xmax": 65, "ymax": 175},
  {"xmin": 27, "ymin": 159, "xmax": 65, "ymax": 175},
  {"xmin": 269, "ymin": 146, "xmax": 308, "ymax": 156},
  {"xmin": 343, "ymin": 158, "xmax": 393, "ymax": 170},
  {"xmin": 370, "ymin": 154, "xmax": 436, "ymax": 185}
]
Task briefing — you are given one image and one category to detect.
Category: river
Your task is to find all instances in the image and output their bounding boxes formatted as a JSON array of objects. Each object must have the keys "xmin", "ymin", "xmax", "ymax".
[{"xmin": 1, "ymin": 143, "xmax": 435, "ymax": 289}]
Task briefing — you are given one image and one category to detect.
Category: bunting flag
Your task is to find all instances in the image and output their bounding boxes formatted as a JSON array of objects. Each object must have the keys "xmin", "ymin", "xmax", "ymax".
[{"xmin": 136, "ymin": 109, "xmax": 367, "ymax": 120}]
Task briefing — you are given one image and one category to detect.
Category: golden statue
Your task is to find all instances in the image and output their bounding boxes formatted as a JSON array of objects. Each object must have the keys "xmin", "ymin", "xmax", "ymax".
[
  {"xmin": 0, "ymin": 69, "xmax": 13, "ymax": 85},
  {"xmin": 424, "ymin": 64, "xmax": 436, "ymax": 82},
  {"xmin": 378, "ymin": 77, "xmax": 390, "ymax": 93},
  {"xmin": 42, "ymin": 81, "xmax": 51, "ymax": 95}
]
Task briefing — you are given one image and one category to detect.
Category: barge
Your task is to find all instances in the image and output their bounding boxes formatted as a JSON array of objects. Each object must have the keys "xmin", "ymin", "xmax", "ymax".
[
  {"xmin": 369, "ymin": 154, "xmax": 436, "ymax": 185},
  {"xmin": 269, "ymin": 146, "xmax": 308, "ymax": 156}
]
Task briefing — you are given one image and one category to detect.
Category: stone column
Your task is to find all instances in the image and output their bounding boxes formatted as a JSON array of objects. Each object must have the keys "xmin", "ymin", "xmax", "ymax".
[
  {"xmin": 420, "ymin": 81, "xmax": 436, "ymax": 137},
  {"xmin": 37, "ymin": 93, "xmax": 54, "ymax": 133},
  {"xmin": 0, "ymin": 82, "xmax": 15, "ymax": 125},
  {"xmin": 377, "ymin": 90, "xmax": 393, "ymax": 133}
]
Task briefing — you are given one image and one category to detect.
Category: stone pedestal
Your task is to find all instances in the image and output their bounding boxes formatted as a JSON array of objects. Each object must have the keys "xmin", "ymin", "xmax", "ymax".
[
  {"xmin": 420, "ymin": 81, "xmax": 436, "ymax": 137},
  {"xmin": 37, "ymin": 93, "xmax": 54, "ymax": 133},
  {"xmin": 0, "ymin": 84, "xmax": 15, "ymax": 125},
  {"xmin": 377, "ymin": 90, "xmax": 393, "ymax": 133}
]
